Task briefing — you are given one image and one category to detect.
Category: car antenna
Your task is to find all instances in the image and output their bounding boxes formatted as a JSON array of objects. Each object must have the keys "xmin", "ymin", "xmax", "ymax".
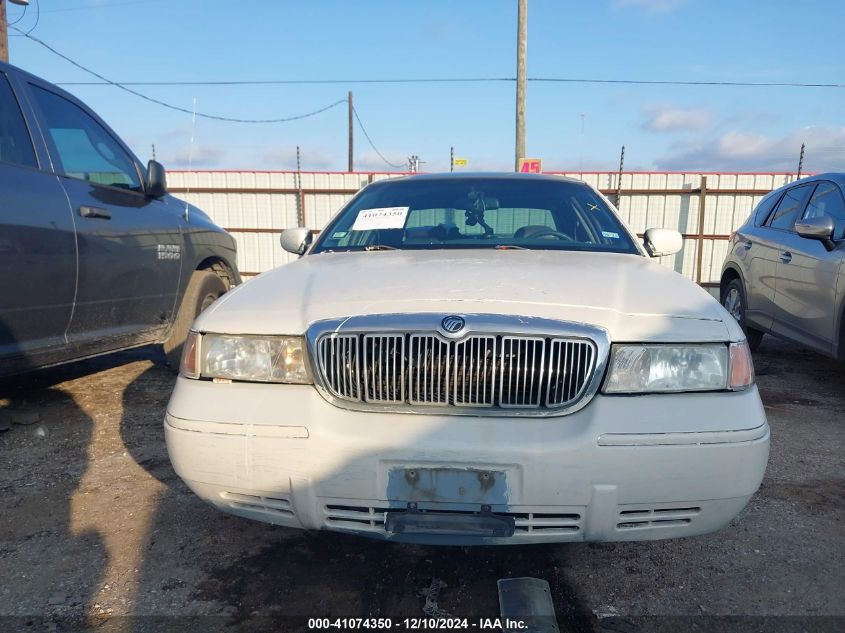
[{"xmin": 184, "ymin": 96, "xmax": 197, "ymax": 223}]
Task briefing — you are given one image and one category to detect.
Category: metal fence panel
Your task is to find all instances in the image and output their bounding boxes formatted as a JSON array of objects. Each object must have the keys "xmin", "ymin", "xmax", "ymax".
[{"xmin": 167, "ymin": 170, "xmax": 800, "ymax": 281}]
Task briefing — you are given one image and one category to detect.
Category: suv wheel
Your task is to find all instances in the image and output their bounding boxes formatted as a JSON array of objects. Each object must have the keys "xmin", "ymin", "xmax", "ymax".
[
  {"xmin": 722, "ymin": 278, "xmax": 763, "ymax": 351},
  {"xmin": 163, "ymin": 271, "xmax": 228, "ymax": 370}
]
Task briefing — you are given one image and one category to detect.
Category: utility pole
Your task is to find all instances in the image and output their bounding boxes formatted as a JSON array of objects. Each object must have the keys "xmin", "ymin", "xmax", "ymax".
[
  {"xmin": 615, "ymin": 145, "xmax": 625, "ymax": 208},
  {"xmin": 347, "ymin": 91, "xmax": 354, "ymax": 173},
  {"xmin": 797, "ymin": 142, "xmax": 805, "ymax": 178},
  {"xmin": 579, "ymin": 113, "xmax": 585, "ymax": 172},
  {"xmin": 515, "ymin": 0, "xmax": 527, "ymax": 171},
  {"xmin": 1, "ymin": 0, "xmax": 29, "ymax": 63},
  {"xmin": 296, "ymin": 145, "xmax": 304, "ymax": 226},
  {"xmin": 450, "ymin": 146, "xmax": 454, "ymax": 172},
  {"xmin": 1, "ymin": 0, "xmax": 9, "ymax": 64}
]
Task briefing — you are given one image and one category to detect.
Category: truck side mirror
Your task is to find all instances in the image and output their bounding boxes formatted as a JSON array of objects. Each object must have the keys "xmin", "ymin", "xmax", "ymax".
[
  {"xmin": 280, "ymin": 227, "xmax": 313, "ymax": 255},
  {"xmin": 146, "ymin": 160, "xmax": 167, "ymax": 198}
]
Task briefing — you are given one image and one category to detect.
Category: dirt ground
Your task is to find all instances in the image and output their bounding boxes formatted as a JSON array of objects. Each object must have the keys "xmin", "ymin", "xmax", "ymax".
[{"xmin": 1, "ymin": 337, "xmax": 843, "ymax": 633}]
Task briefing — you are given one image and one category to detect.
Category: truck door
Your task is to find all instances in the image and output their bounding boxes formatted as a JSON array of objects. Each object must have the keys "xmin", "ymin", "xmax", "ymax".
[
  {"xmin": 25, "ymin": 81, "xmax": 182, "ymax": 356},
  {"xmin": 0, "ymin": 70, "xmax": 76, "ymax": 370}
]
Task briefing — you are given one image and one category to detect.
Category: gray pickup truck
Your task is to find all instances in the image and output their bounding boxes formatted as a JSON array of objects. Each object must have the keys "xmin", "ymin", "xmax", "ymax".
[{"xmin": 0, "ymin": 61, "xmax": 240, "ymax": 377}]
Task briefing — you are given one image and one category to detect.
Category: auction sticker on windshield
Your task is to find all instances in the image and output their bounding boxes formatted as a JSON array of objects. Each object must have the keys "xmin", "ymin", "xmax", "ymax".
[{"xmin": 351, "ymin": 206, "xmax": 410, "ymax": 231}]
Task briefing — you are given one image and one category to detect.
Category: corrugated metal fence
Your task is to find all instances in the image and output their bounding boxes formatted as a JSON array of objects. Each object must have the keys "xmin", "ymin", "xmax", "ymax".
[{"xmin": 168, "ymin": 170, "xmax": 800, "ymax": 287}]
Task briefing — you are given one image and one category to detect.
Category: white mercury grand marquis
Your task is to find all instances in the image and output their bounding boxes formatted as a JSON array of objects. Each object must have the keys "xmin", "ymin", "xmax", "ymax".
[{"xmin": 165, "ymin": 173, "xmax": 769, "ymax": 545}]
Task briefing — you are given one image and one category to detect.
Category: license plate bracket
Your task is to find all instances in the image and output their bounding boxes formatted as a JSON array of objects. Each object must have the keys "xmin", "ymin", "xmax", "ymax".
[{"xmin": 385, "ymin": 508, "xmax": 515, "ymax": 537}]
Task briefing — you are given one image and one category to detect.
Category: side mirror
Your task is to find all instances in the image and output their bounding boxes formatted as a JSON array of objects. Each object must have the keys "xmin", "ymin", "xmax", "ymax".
[
  {"xmin": 795, "ymin": 214, "xmax": 836, "ymax": 251},
  {"xmin": 146, "ymin": 160, "xmax": 167, "ymax": 198},
  {"xmin": 643, "ymin": 228, "xmax": 683, "ymax": 257},
  {"xmin": 280, "ymin": 227, "xmax": 313, "ymax": 255}
]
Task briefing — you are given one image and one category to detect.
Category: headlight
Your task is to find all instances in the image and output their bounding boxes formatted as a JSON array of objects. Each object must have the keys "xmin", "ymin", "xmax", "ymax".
[
  {"xmin": 181, "ymin": 332, "xmax": 312, "ymax": 384},
  {"xmin": 603, "ymin": 343, "xmax": 731, "ymax": 393}
]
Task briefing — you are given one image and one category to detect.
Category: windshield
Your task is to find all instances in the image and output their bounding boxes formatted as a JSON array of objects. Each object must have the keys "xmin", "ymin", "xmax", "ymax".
[{"xmin": 310, "ymin": 177, "xmax": 640, "ymax": 255}]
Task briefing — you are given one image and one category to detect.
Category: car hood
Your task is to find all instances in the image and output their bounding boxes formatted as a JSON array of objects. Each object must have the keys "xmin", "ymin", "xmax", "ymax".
[{"xmin": 197, "ymin": 249, "xmax": 740, "ymax": 342}]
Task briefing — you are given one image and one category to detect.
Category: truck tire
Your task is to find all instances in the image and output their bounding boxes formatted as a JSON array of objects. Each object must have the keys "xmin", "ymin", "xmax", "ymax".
[{"xmin": 163, "ymin": 271, "xmax": 228, "ymax": 370}]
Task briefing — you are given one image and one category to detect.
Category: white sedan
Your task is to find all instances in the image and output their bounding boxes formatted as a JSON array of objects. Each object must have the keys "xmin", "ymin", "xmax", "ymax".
[{"xmin": 165, "ymin": 173, "xmax": 769, "ymax": 545}]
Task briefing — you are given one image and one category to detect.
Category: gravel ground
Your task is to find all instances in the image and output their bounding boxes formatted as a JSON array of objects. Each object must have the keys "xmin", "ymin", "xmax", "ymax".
[{"xmin": 0, "ymin": 337, "xmax": 843, "ymax": 633}]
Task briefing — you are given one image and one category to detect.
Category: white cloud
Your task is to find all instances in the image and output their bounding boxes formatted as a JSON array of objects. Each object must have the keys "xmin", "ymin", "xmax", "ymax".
[
  {"xmin": 642, "ymin": 103, "xmax": 713, "ymax": 132},
  {"xmin": 355, "ymin": 151, "xmax": 409, "ymax": 173},
  {"xmin": 655, "ymin": 126, "xmax": 845, "ymax": 171},
  {"xmin": 261, "ymin": 146, "xmax": 335, "ymax": 170},
  {"xmin": 613, "ymin": 0, "xmax": 689, "ymax": 14},
  {"xmin": 164, "ymin": 144, "xmax": 227, "ymax": 168}
]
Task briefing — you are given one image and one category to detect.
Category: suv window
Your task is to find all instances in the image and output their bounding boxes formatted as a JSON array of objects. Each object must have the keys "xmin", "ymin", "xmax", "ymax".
[
  {"xmin": 30, "ymin": 85, "xmax": 141, "ymax": 191},
  {"xmin": 767, "ymin": 184, "xmax": 814, "ymax": 231},
  {"xmin": 802, "ymin": 181, "xmax": 845, "ymax": 240},
  {"xmin": 0, "ymin": 74, "xmax": 37, "ymax": 169},
  {"xmin": 753, "ymin": 190, "xmax": 782, "ymax": 226}
]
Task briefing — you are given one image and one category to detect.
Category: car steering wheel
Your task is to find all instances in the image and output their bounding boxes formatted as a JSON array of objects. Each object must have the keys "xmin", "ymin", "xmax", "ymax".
[{"xmin": 520, "ymin": 227, "xmax": 575, "ymax": 241}]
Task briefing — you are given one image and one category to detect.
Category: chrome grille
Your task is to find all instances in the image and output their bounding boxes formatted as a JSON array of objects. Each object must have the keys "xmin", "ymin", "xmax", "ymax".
[
  {"xmin": 547, "ymin": 339, "xmax": 596, "ymax": 406},
  {"xmin": 316, "ymin": 331, "xmax": 597, "ymax": 413},
  {"xmin": 499, "ymin": 336, "xmax": 545, "ymax": 407},
  {"xmin": 454, "ymin": 335, "xmax": 496, "ymax": 406},
  {"xmin": 318, "ymin": 334, "xmax": 361, "ymax": 400},
  {"xmin": 362, "ymin": 334, "xmax": 405, "ymax": 403},
  {"xmin": 408, "ymin": 335, "xmax": 450, "ymax": 405}
]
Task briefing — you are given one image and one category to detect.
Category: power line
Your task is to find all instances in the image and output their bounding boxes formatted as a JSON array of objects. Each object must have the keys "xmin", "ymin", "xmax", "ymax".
[
  {"xmin": 8, "ymin": 2, "xmax": 27, "ymax": 26},
  {"xmin": 57, "ymin": 78, "xmax": 515, "ymax": 87},
  {"xmin": 531, "ymin": 77, "xmax": 845, "ymax": 88},
  {"xmin": 26, "ymin": 0, "xmax": 39, "ymax": 36},
  {"xmin": 351, "ymin": 106, "xmax": 404, "ymax": 170},
  {"xmin": 8, "ymin": 0, "xmax": 39, "ymax": 34},
  {"xmin": 11, "ymin": 28, "xmax": 348, "ymax": 123},
  {"xmin": 52, "ymin": 77, "xmax": 845, "ymax": 89}
]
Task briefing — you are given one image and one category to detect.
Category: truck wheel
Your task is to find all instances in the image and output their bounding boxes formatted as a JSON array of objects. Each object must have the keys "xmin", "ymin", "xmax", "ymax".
[
  {"xmin": 163, "ymin": 271, "xmax": 228, "ymax": 370},
  {"xmin": 721, "ymin": 278, "xmax": 763, "ymax": 351}
]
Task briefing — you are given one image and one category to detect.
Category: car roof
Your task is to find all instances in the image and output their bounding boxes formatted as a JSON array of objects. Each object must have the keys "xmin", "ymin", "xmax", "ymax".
[
  {"xmin": 373, "ymin": 172, "xmax": 585, "ymax": 185},
  {"xmin": 1, "ymin": 59, "xmax": 85, "ymax": 104},
  {"xmin": 1, "ymin": 60, "xmax": 45, "ymax": 85},
  {"xmin": 785, "ymin": 172, "xmax": 845, "ymax": 187}
]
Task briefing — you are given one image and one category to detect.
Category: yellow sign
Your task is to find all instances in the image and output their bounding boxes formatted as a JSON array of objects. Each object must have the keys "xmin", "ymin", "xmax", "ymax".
[
  {"xmin": 453, "ymin": 158, "xmax": 468, "ymax": 167},
  {"xmin": 518, "ymin": 158, "xmax": 542, "ymax": 173}
]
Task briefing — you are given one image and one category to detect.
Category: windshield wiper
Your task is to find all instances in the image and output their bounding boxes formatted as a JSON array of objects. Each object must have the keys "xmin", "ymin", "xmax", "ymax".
[
  {"xmin": 364, "ymin": 244, "xmax": 399, "ymax": 251},
  {"xmin": 494, "ymin": 244, "xmax": 529, "ymax": 250}
]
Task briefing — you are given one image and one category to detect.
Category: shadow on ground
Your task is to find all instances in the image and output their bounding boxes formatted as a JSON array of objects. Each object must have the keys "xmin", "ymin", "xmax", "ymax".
[{"xmin": 118, "ymin": 359, "xmax": 594, "ymax": 631}]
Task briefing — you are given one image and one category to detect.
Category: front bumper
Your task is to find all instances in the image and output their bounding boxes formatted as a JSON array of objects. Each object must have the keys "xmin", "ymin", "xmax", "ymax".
[{"xmin": 165, "ymin": 378, "xmax": 769, "ymax": 545}]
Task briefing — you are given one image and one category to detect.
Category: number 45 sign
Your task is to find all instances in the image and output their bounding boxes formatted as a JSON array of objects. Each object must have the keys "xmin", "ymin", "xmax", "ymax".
[{"xmin": 518, "ymin": 158, "xmax": 542, "ymax": 173}]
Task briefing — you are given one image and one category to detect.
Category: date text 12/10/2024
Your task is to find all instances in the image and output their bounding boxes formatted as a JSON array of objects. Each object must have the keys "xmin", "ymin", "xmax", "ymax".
[{"xmin": 308, "ymin": 618, "xmax": 530, "ymax": 630}]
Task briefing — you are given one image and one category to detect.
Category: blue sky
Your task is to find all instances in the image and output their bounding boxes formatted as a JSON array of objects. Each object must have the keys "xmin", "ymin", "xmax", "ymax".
[{"xmin": 7, "ymin": 0, "xmax": 845, "ymax": 172}]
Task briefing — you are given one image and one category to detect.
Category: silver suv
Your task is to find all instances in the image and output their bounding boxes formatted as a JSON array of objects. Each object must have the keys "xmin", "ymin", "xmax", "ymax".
[{"xmin": 720, "ymin": 173, "xmax": 845, "ymax": 359}]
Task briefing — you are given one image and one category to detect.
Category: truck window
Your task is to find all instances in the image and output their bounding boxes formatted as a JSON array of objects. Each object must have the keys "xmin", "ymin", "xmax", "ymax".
[
  {"xmin": 0, "ymin": 74, "xmax": 37, "ymax": 169},
  {"xmin": 29, "ymin": 85, "xmax": 141, "ymax": 191}
]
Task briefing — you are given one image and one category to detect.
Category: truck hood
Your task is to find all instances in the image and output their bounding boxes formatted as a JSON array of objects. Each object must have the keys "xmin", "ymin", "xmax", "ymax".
[{"xmin": 197, "ymin": 249, "xmax": 740, "ymax": 342}]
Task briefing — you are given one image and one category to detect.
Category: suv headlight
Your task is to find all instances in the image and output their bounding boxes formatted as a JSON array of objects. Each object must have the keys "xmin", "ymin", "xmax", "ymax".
[
  {"xmin": 603, "ymin": 342, "xmax": 753, "ymax": 394},
  {"xmin": 180, "ymin": 332, "xmax": 312, "ymax": 384}
]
